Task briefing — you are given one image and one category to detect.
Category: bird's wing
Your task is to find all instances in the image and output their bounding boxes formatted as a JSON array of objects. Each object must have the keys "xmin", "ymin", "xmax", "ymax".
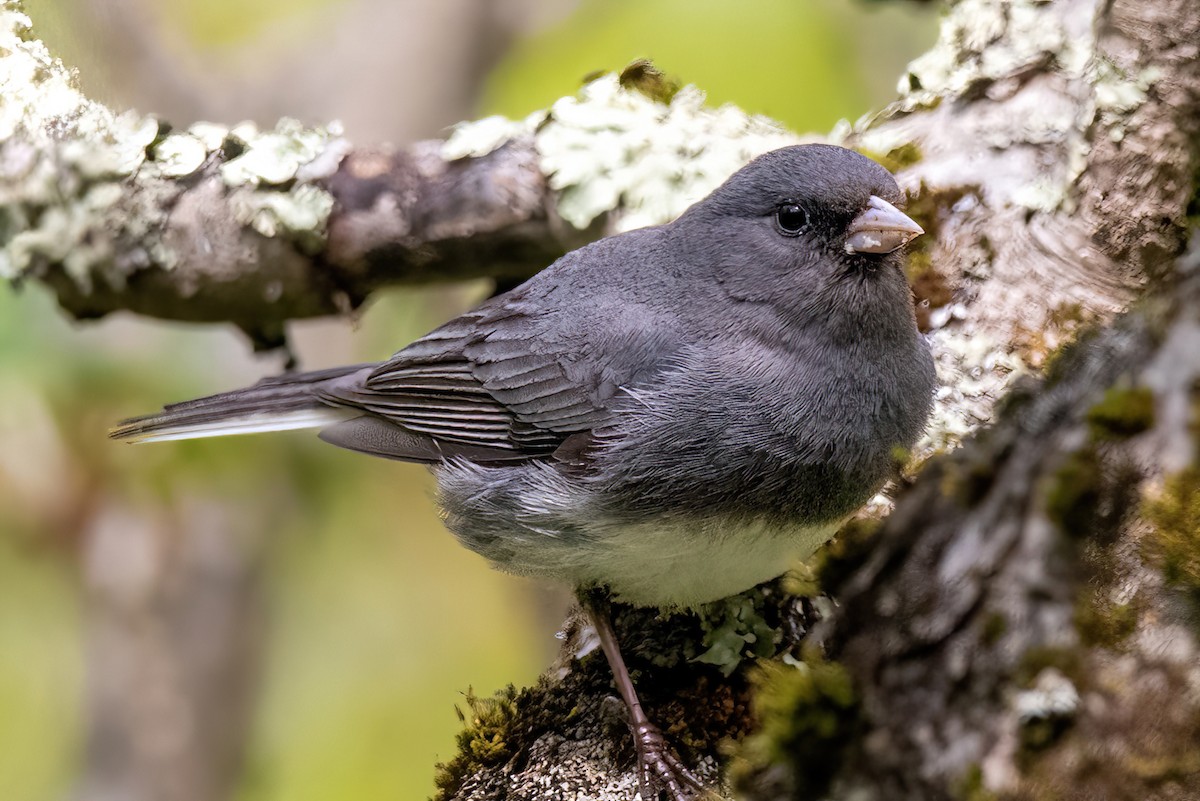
[{"xmin": 315, "ymin": 295, "xmax": 617, "ymax": 464}]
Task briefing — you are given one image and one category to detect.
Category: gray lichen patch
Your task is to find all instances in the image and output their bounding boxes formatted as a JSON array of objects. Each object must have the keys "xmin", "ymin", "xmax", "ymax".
[
  {"xmin": 0, "ymin": 4, "xmax": 345, "ymax": 295},
  {"xmin": 538, "ymin": 73, "xmax": 801, "ymax": 232},
  {"xmin": 919, "ymin": 328, "xmax": 1026, "ymax": 457},
  {"xmin": 443, "ymin": 67, "xmax": 801, "ymax": 232},
  {"xmin": 152, "ymin": 133, "xmax": 208, "ymax": 178},
  {"xmin": 899, "ymin": 0, "xmax": 1091, "ymax": 110},
  {"xmin": 229, "ymin": 183, "xmax": 335, "ymax": 255},
  {"xmin": 219, "ymin": 117, "xmax": 345, "ymax": 188},
  {"xmin": 1090, "ymin": 57, "xmax": 1160, "ymax": 144}
]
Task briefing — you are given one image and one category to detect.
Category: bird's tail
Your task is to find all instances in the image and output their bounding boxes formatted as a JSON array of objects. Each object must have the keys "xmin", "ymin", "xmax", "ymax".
[{"xmin": 109, "ymin": 364, "xmax": 374, "ymax": 444}]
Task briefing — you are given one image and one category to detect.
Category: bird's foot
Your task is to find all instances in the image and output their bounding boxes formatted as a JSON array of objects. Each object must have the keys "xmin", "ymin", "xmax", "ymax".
[{"xmin": 633, "ymin": 721, "xmax": 709, "ymax": 801}]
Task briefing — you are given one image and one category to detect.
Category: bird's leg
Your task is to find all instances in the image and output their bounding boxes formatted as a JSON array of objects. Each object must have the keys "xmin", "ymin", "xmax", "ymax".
[{"xmin": 580, "ymin": 592, "xmax": 708, "ymax": 801}]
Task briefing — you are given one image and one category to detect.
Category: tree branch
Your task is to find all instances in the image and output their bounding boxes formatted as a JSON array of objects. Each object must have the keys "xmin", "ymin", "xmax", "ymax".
[{"xmin": 0, "ymin": 8, "xmax": 796, "ymax": 344}]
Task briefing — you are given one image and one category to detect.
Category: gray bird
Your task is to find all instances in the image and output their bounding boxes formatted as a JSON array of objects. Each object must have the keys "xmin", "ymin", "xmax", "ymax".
[{"xmin": 112, "ymin": 144, "xmax": 935, "ymax": 800}]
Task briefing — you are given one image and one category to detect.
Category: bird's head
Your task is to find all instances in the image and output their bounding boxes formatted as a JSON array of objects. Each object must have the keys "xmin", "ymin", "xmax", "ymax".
[{"xmin": 681, "ymin": 144, "xmax": 924, "ymax": 311}]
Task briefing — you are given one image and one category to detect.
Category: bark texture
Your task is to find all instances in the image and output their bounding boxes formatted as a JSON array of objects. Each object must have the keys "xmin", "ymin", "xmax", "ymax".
[{"xmin": 806, "ymin": 247, "xmax": 1200, "ymax": 801}]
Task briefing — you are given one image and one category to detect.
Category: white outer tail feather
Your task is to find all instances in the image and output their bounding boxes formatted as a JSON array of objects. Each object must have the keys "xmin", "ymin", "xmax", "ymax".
[{"xmin": 120, "ymin": 408, "xmax": 352, "ymax": 444}]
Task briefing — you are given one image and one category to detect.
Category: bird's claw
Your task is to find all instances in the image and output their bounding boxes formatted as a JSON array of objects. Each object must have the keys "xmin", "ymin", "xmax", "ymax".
[{"xmin": 634, "ymin": 722, "xmax": 709, "ymax": 801}]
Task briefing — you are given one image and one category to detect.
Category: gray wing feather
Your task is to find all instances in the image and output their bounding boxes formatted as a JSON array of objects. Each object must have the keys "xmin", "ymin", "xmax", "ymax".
[{"xmin": 315, "ymin": 296, "xmax": 612, "ymax": 462}]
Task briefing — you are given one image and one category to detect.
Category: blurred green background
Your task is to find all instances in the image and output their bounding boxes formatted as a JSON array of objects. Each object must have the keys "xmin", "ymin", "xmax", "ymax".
[{"xmin": 2, "ymin": 1, "xmax": 936, "ymax": 799}]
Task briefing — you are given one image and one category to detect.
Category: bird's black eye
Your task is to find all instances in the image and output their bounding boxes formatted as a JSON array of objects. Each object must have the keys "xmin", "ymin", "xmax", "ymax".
[{"xmin": 775, "ymin": 203, "xmax": 808, "ymax": 235}]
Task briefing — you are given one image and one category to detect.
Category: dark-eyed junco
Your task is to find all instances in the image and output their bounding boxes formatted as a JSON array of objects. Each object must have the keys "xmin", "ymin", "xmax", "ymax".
[{"xmin": 113, "ymin": 144, "xmax": 934, "ymax": 800}]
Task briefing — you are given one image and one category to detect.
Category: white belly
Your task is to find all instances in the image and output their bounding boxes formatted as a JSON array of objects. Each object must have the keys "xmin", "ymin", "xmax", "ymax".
[{"xmin": 536, "ymin": 517, "xmax": 838, "ymax": 608}]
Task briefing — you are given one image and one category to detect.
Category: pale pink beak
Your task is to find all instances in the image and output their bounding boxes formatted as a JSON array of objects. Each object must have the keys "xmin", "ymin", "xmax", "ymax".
[{"xmin": 844, "ymin": 196, "xmax": 924, "ymax": 254}]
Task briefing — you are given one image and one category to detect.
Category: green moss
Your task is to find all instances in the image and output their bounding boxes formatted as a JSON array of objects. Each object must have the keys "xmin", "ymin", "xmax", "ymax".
[
  {"xmin": 729, "ymin": 654, "xmax": 858, "ymax": 799},
  {"xmin": 1186, "ymin": 158, "xmax": 1200, "ymax": 229},
  {"xmin": 1047, "ymin": 301, "xmax": 1089, "ymax": 329},
  {"xmin": 1044, "ymin": 447, "xmax": 1102, "ymax": 537},
  {"xmin": 1125, "ymin": 756, "xmax": 1200, "ymax": 786},
  {"xmin": 1016, "ymin": 647, "xmax": 1085, "ymax": 690},
  {"xmin": 1086, "ymin": 386, "xmax": 1156, "ymax": 441},
  {"xmin": 1016, "ymin": 301, "xmax": 1099, "ymax": 370},
  {"xmin": 811, "ymin": 517, "xmax": 882, "ymax": 594},
  {"xmin": 859, "ymin": 142, "xmax": 923, "ymax": 175},
  {"xmin": 943, "ymin": 440, "xmax": 1008, "ymax": 508},
  {"xmin": 906, "ymin": 248, "xmax": 954, "ymax": 332},
  {"xmin": 1019, "ymin": 711, "xmax": 1073, "ymax": 754},
  {"xmin": 1191, "ymin": 382, "xmax": 1200, "ymax": 441},
  {"xmin": 891, "ymin": 181, "xmax": 971, "ymax": 331},
  {"xmin": 954, "ymin": 764, "xmax": 999, "ymax": 801},
  {"xmin": 1041, "ymin": 331, "xmax": 1091, "ymax": 389},
  {"xmin": 615, "ymin": 59, "xmax": 681, "ymax": 104},
  {"xmin": 433, "ymin": 685, "xmax": 521, "ymax": 800},
  {"xmin": 901, "ymin": 181, "xmax": 971, "ymax": 242},
  {"xmin": 1141, "ymin": 466, "xmax": 1200, "ymax": 598},
  {"xmin": 981, "ymin": 612, "xmax": 1008, "ymax": 646},
  {"xmin": 890, "ymin": 444, "xmax": 914, "ymax": 471},
  {"xmin": 1075, "ymin": 593, "xmax": 1137, "ymax": 648}
]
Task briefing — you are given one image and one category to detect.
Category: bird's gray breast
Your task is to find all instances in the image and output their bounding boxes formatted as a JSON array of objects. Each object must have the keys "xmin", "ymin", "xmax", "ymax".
[{"xmin": 587, "ymin": 340, "xmax": 904, "ymax": 527}]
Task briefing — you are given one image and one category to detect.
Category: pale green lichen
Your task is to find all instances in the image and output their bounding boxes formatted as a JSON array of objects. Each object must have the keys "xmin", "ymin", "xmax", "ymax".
[
  {"xmin": 67, "ymin": 114, "xmax": 160, "ymax": 180},
  {"xmin": 852, "ymin": 125, "xmax": 921, "ymax": 169},
  {"xmin": 1091, "ymin": 58, "xmax": 1160, "ymax": 143},
  {"xmin": 0, "ymin": 5, "xmax": 158, "ymax": 181},
  {"xmin": 694, "ymin": 593, "xmax": 781, "ymax": 675},
  {"xmin": 442, "ymin": 114, "xmax": 538, "ymax": 161},
  {"xmin": 216, "ymin": 118, "xmax": 343, "ymax": 251},
  {"xmin": 1014, "ymin": 667, "xmax": 1080, "ymax": 752},
  {"xmin": 186, "ymin": 121, "xmax": 231, "ymax": 151},
  {"xmin": 152, "ymin": 133, "xmax": 208, "ymax": 178},
  {"xmin": 539, "ymin": 74, "xmax": 799, "ymax": 231},
  {"xmin": 442, "ymin": 70, "xmax": 800, "ymax": 232},
  {"xmin": 879, "ymin": 0, "xmax": 1106, "ymax": 216},
  {"xmin": 0, "ymin": 3, "xmax": 346, "ymax": 287},
  {"xmin": 0, "ymin": 3, "xmax": 162, "ymax": 282},
  {"xmin": 1012, "ymin": 176, "xmax": 1072, "ymax": 213},
  {"xmin": 1094, "ymin": 60, "xmax": 1160, "ymax": 116},
  {"xmin": 219, "ymin": 117, "xmax": 343, "ymax": 187},
  {"xmin": 900, "ymin": 0, "xmax": 1089, "ymax": 110},
  {"xmin": 5, "ymin": 180, "xmax": 126, "ymax": 288},
  {"xmin": 230, "ymin": 183, "xmax": 334, "ymax": 254},
  {"xmin": 1015, "ymin": 667, "xmax": 1080, "ymax": 723},
  {"xmin": 0, "ymin": 7, "xmax": 104, "ymax": 141}
]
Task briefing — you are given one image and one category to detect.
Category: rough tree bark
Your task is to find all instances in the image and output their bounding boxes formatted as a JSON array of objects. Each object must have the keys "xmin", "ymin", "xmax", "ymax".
[{"xmin": 3, "ymin": 0, "xmax": 1198, "ymax": 799}]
